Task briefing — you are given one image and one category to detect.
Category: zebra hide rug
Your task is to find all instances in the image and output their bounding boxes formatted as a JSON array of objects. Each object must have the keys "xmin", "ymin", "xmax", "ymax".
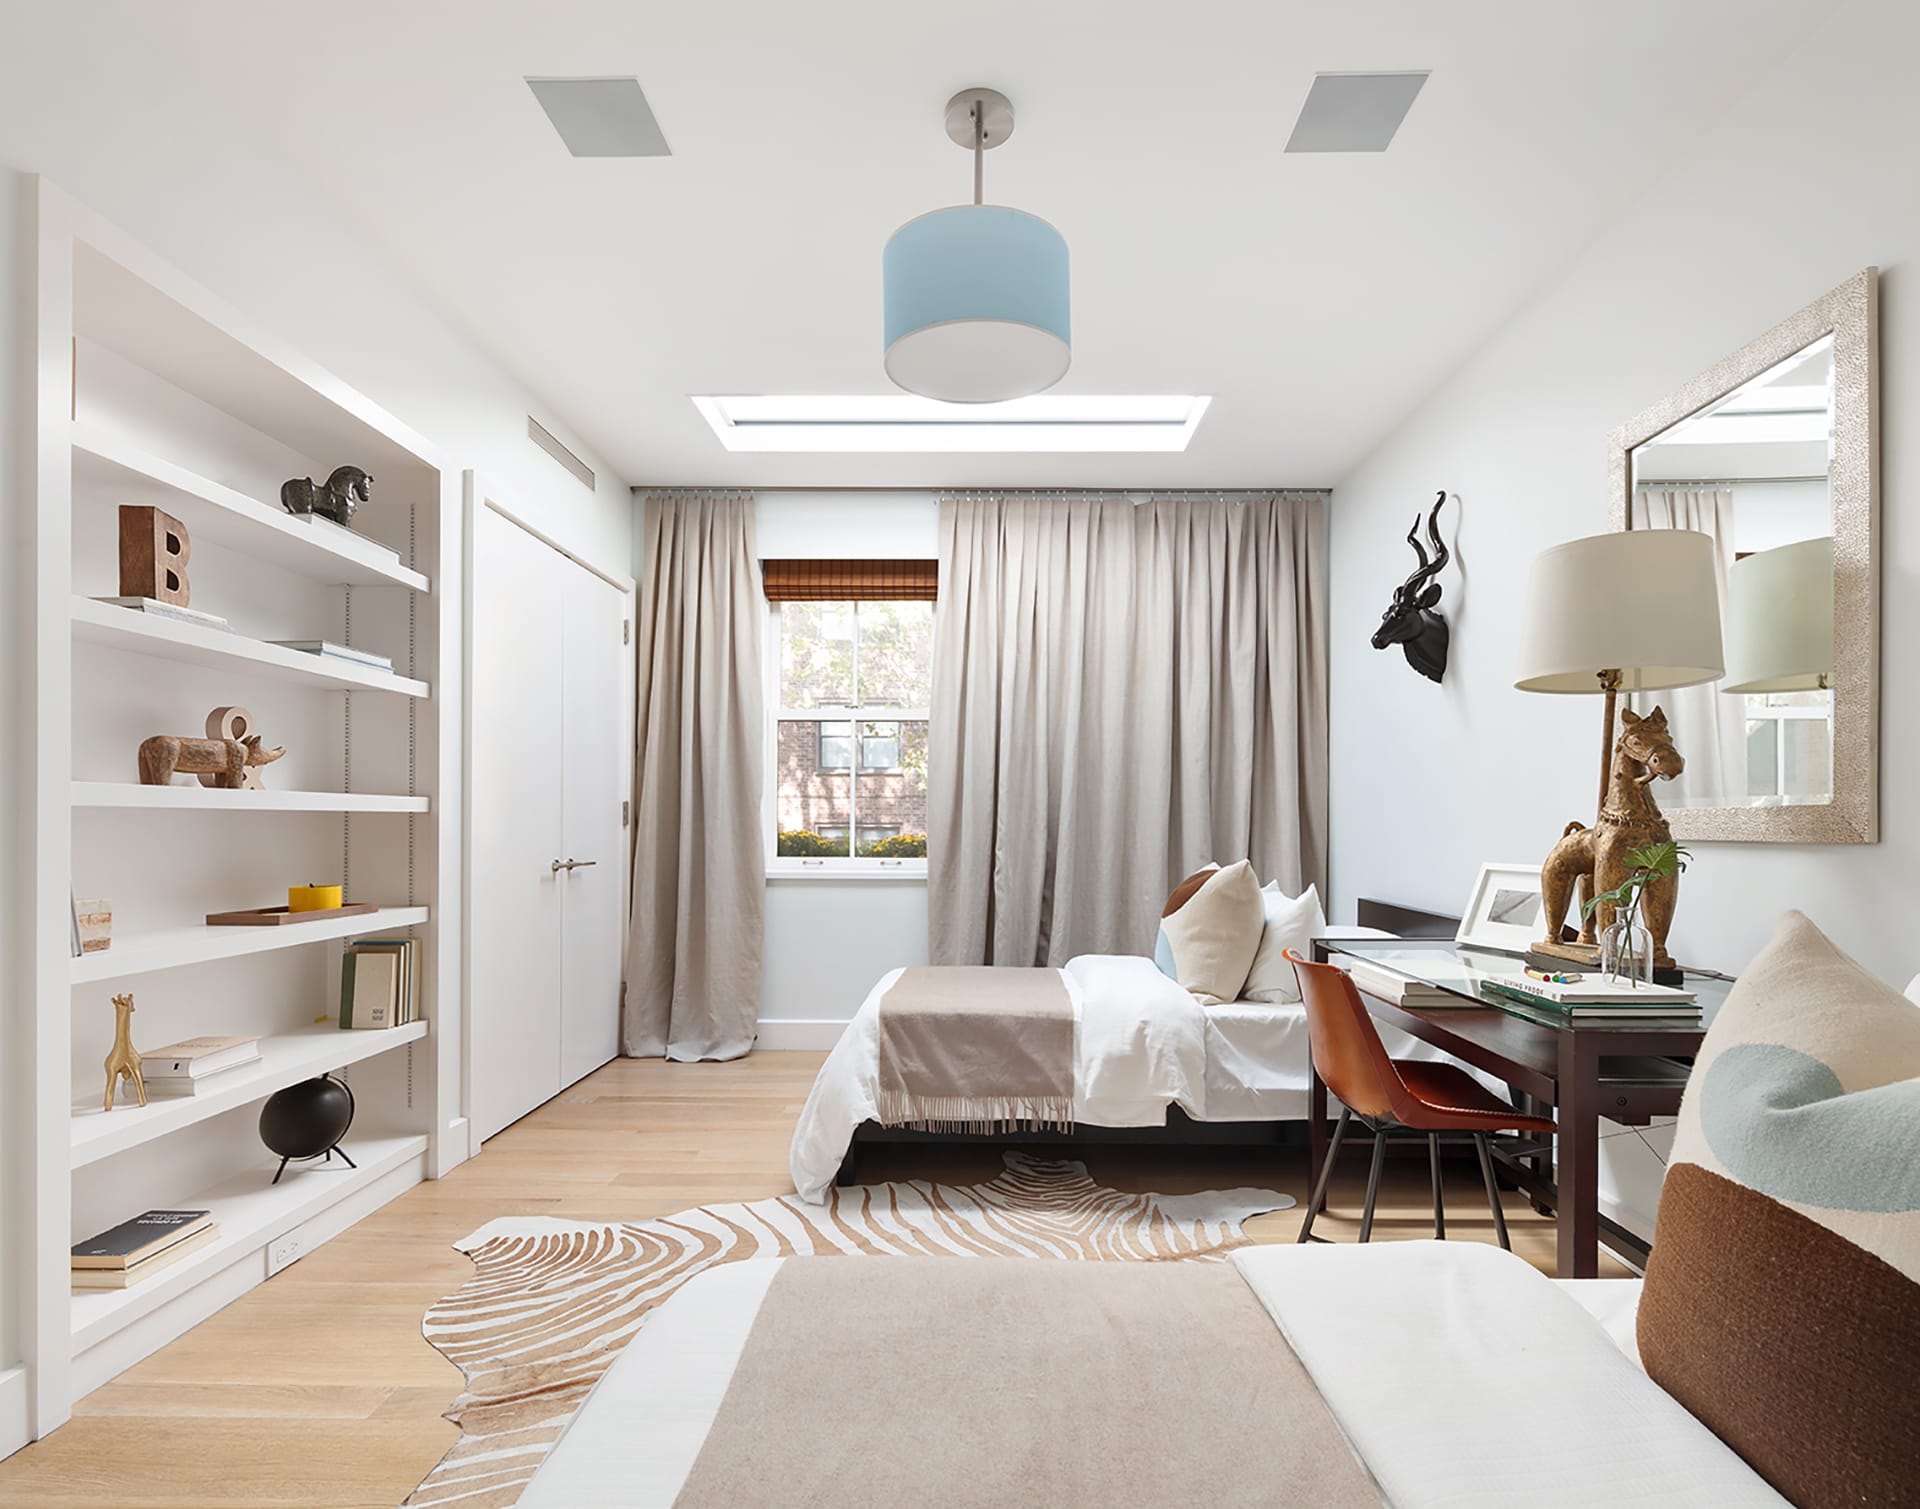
[{"xmin": 405, "ymin": 1151, "xmax": 1291, "ymax": 1507}]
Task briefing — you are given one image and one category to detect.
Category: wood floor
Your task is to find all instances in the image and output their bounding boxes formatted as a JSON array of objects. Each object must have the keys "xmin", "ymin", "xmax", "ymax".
[{"xmin": 0, "ymin": 1052, "xmax": 1626, "ymax": 1507}]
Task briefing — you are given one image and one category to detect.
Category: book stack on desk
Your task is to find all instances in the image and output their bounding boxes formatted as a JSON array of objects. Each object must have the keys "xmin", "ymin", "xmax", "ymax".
[
  {"xmin": 1480, "ymin": 972, "xmax": 1700, "ymax": 1021},
  {"xmin": 1347, "ymin": 961, "xmax": 1470, "ymax": 1008},
  {"xmin": 71, "ymin": 1209, "xmax": 219, "ymax": 1289}
]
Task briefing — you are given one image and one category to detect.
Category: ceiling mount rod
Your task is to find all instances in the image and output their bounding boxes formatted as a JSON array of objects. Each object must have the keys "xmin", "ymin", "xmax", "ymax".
[{"xmin": 973, "ymin": 101, "xmax": 984, "ymax": 204}]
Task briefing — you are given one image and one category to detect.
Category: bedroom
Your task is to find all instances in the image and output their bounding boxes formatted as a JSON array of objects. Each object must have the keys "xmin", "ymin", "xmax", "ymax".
[{"xmin": 0, "ymin": 2, "xmax": 1915, "ymax": 1505}]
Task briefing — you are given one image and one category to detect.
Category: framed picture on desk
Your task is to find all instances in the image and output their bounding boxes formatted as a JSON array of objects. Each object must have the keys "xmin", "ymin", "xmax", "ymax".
[{"xmin": 1457, "ymin": 862, "xmax": 1546, "ymax": 954}]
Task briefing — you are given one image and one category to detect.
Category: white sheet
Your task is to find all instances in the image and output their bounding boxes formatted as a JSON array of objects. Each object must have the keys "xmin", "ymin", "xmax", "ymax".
[
  {"xmin": 789, "ymin": 933, "xmax": 1507, "ymax": 1203},
  {"xmin": 524, "ymin": 1259, "xmax": 785, "ymax": 1508},
  {"xmin": 1234, "ymin": 1242, "xmax": 1780, "ymax": 1507},
  {"xmin": 527, "ymin": 1248, "xmax": 1772, "ymax": 1508},
  {"xmin": 788, "ymin": 955, "xmax": 1208, "ymax": 1202}
]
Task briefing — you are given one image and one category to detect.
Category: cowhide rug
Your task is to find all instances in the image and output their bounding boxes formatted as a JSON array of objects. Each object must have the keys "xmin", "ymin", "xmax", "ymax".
[{"xmin": 405, "ymin": 1152, "xmax": 1291, "ymax": 1507}]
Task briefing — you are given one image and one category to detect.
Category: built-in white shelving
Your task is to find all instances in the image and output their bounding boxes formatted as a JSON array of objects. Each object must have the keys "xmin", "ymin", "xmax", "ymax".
[
  {"xmin": 28, "ymin": 175, "xmax": 459, "ymax": 1448},
  {"xmin": 73, "ymin": 781, "xmax": 430, "ymax": 814},
  {"xmin": 71, "ymin": 1021, "xmax": 430, "ymax": 1166},
  {"xmin": 70, "ymin": 425, "xmax": 431, "ymax": 592},
  {"xmin": 71, "ymin": 906, "xmax": 430, "ymax": 985},
  {"xmin": 69, "ymin": 1132, "xmax": 429, "ymax": 1352},
  {"xmin": 71, "ymin": 596, "xmax": 431, "ymax": 697}
]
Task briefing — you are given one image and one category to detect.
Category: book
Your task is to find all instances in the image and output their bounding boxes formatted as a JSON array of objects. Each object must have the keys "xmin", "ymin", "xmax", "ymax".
[
  {"xmin": 92, "ymin": 596, "xmax": 232, "ymax": 631},
  {"xmin": 342, "ymin": 946, "xmax": 400, "ymax": 1029},
  {"xmin": 71, "ymin": 1226, "xmax": 220, "ymax": 1288},
  {"xmin": 269, "ymin": 639, "xmax": 394, "ymax": 672},
  {"xmin": 71, "ymin": 1209, "xmax": 214, "ymax": 1270},
  {"xmin": 1482, "ymin": 972, "xmax": 1697, "ymax": 1007},
  {"xmin": 139, "ymin": 1035, "xmax": 262, "ymax": 1080},
  {"xmin": 351, "ymin": 937, "xmax": 420, "ymax": 1024},
  {"xmin": 1480, "ymin": 982, "xmax": 1700, "ymax": 1020},
  {"xmin": 1348, "ymin": 961, "xmax": 1471, "ymax": 1008}
]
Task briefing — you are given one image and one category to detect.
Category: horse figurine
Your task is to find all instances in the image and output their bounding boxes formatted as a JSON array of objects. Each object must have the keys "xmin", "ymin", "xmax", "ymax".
[
  {"xmin": 280, "ymin": 465, "xmax": 373, "ymax": 528},
  {"xmin": 1539, "ymin": 706, "xmax": 1686, "ymax": 966},
  {"xmin": 104, "ymin": 993, "xmax": 147, "ymax": 1110}
]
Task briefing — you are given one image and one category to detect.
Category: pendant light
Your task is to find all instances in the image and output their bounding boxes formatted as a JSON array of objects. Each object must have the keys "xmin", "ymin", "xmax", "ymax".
[{"xmin": 882, "ymin": 88, "xmax": 1071, "ymax": 403}]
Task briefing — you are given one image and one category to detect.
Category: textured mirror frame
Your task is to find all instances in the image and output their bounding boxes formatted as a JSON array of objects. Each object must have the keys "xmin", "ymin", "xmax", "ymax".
[{"xmin": 1608, "ymin": 268, "xmax": 1879, "ymax": 844}]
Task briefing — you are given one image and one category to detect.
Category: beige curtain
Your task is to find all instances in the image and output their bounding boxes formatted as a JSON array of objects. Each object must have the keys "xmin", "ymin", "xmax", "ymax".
[
  {"xmin": 1630, "ymin": 488, "xmax": 1742, "ymax": 805},
  {"xmin": 929, "ymin": 492, "xmax": 1328, "ymax": 967},
  {"xmin": 625, "ymin": 493, "xmax": 764, "ymax": 1060}
]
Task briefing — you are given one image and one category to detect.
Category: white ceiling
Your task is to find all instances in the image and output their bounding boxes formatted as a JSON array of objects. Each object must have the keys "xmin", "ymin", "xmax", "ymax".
[{"xmin": 120, "ymin": 1, "xmax": 1830, "ymax": 490}]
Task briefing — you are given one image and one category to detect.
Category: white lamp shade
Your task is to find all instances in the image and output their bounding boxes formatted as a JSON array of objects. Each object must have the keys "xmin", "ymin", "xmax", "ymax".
[
  {"xmin": 1721, "ymin": 536, "xmax": 1834, "ymax": 694},
  {"xmin": 1514, "ymin": 529, "xmax": 1726, "ymax": 694},
  {"xmin": 883, "ymin": 205, "xmax": 1070, "ymax": 402}
]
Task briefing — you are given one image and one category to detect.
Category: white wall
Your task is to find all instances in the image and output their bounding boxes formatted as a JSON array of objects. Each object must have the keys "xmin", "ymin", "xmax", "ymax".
[
  {"xmin": 751, "ymin": 492, "xmax": 938, "ymax": 1043},
  {"xmin": 1328, "ymin": 0, "xmax": 1917, "ymax": 1230},
  {"xmin": 1330, "ymin": 0, "xmax": 1915, "ymax": 985},
  {"xmin": 0, "ymin": 4, "xmax": 631, "ymax": 1407}
]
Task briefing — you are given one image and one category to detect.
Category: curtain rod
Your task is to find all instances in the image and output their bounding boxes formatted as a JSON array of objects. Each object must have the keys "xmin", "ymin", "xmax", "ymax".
[{"xmin": 1637, "ymin": 476, "xmax": 1828, "ymax": 488}]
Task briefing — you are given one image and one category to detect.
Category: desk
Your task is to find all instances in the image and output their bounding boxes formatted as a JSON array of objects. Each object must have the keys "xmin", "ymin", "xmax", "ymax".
[{"xmin": 1309, "ymin": 938, "xmax": 1730, "ymax": 1278}]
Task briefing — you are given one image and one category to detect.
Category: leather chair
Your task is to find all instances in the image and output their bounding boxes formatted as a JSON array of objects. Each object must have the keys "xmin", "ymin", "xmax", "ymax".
[{"xmin": 1285, "ymin": 950, "xmax": 1558, "ymax": 1248}]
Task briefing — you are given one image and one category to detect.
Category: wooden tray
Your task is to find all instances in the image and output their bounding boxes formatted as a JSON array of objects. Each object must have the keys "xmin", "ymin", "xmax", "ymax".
[{"xmin": 205, "ymin": 903, "xmax": 379, "ymax": 927}]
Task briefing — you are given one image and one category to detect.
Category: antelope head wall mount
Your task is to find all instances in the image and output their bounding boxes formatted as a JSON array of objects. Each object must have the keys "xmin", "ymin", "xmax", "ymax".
[{"xmin": 1372, "ymin": 490, "xmax": 1453, "ymax": 684}]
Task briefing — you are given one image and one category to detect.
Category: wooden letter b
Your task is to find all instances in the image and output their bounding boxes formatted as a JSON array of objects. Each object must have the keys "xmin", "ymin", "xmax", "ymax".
[{"xmin": 119, "ymin": 505, "xmax": 192, "ymax": 606}]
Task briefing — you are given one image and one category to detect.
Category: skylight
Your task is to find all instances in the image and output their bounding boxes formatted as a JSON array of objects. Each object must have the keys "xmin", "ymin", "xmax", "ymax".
[{"xmin": 690, "ymin": 394, "xmax": 1212, "ymax": 453}]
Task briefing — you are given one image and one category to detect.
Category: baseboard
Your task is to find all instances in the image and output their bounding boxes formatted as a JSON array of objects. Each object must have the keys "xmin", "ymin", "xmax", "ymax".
[
  {"xmin": 0, "ymin": 1364, "xmax": 27, "ymax": 1459},
  {"xmin": 754, "ymin": 1019, "xmax": 850, "ymax": 1051}
]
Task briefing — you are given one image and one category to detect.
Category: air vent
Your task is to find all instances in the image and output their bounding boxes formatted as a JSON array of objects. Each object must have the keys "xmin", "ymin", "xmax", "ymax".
[
  {"xmin": 528, "ymin": 416, "xmax": 595, "ymax": 489},
  {"xmin": 1284, "ymin": 72, "xmax": 1428, "ymax": 153},
  {"xmin": 527, "ymin": 77, "xmax": 671, "ymax": 158}
]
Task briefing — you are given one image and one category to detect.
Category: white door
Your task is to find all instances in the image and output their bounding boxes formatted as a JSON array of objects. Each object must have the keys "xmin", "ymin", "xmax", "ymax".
[
  {"xmin": 558, "ymin": 571, "xmax": 627, "ymax": 1085},
  {"xmin": 471, "ymin": 504, "xmax": 568, "ymax": 1141}
]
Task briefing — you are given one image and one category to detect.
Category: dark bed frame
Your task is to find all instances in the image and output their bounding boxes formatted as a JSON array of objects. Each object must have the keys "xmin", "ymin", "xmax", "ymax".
[{"xmin": 831, "ymin": 897, "xmax": 1462, "ymax": 1187}]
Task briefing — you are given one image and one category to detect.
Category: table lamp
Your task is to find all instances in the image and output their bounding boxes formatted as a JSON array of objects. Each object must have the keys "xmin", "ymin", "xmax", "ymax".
[
  {"xmin": 1513, "ymin": 529, "xmax": 1725, "ymax": 977},
  {"xmin": 1720, "ymin": 536, "xmax": 1834, "ymax": 694}
]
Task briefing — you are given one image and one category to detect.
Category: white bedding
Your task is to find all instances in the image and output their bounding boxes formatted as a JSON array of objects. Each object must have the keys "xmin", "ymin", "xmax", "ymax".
[
  {"xmin": 790, "ymin": 938, "xmax": 1501, "ymax": 1202},
  {"xmin": 526, "ymin": 1246, "xmax": 1777, "ymax": 1507}
]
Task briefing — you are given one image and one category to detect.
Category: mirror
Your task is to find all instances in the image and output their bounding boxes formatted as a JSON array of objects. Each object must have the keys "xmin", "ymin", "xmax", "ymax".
[{"xmin": 1608, "ymin": 269, "xmax": 1878, "ymax": 843}]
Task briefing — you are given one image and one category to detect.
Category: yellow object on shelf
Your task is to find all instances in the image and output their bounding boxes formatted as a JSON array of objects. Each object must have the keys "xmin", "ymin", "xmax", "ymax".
[{"xmin": 288, "ymin": 883, "xmax": 344, "ymax": 913}]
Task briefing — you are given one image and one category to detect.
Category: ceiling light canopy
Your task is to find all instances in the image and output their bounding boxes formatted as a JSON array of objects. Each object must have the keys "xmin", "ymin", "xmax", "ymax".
[
  {"xmin": 882, "ymin": 88, "xmax": 1070, "ymax": 403},
  {"xmin": 691, "ymin": 394, "xmax": 1209, "ymax": 453}
]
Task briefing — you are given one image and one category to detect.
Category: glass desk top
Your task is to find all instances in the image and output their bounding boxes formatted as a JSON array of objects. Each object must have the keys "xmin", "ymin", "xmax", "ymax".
[{"xmin": 1317, "ymin": 937, "xmax": 1735, "ymax": 1034}]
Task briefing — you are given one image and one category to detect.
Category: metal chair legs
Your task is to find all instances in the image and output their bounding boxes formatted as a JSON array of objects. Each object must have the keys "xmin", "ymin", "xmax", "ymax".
[
  {"xmin": 1297, "ymin": 1105, "xmax": 1351, "ymax": 1243},
  {"xmin": 1474, "ymin": 1131, "xmax": 1512, "ymax": 1251},
  {"xmin": 1358, "ymin": 1127, "xmax": 1388, "ymax": 1243},
  {"xmin": 1429, "ymin": 1132, "xmax": 1446, "ymax": 1240}
]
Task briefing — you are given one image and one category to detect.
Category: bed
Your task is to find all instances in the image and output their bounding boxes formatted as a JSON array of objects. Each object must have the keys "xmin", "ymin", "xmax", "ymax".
[
  {"xmin": 524, "ymin": 910, "xmax": 1913, "ymax": 1508},
  {"xmin": 790, "ymin": 925, "xmax": 1496, "ymax": 1203},
  {"xmin": 521, "ymin": 1242, "xmax": 1777, "ymax": 1507}
]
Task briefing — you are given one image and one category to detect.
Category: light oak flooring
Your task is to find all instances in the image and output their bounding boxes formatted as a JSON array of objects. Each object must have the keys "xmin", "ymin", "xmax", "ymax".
[{"xmin": 0, "ymin": 1052, "xmax": 1626, "ymax": 1507}]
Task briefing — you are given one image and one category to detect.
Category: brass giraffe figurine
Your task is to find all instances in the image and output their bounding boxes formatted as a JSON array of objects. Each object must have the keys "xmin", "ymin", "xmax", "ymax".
[{"xmin": 104, "ymin": 992, "xmax": 147, "ymax": 1110}]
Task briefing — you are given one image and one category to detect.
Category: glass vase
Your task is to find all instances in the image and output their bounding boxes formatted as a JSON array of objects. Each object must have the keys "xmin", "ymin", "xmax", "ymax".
[{"xmin": 1601, "ymin": 917, "xmax": 1655, "ymax": 987}]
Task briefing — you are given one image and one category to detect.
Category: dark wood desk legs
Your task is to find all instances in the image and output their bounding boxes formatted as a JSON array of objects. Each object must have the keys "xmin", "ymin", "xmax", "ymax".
[{"xmin": 1556, "ymin": 1032, "xmax": 1602, "ymax": 1278}]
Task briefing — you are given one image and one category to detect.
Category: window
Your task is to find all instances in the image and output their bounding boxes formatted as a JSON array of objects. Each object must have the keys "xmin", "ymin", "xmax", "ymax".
[{"xmin": 768, "ymin": 596, "xmax": 932, "ymax": 873}]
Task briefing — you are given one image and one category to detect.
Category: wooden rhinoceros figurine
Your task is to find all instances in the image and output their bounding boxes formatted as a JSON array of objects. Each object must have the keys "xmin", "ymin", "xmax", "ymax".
[{"xmin": 138, "ymin": 732, "xmax": 286, "ymax": 789}]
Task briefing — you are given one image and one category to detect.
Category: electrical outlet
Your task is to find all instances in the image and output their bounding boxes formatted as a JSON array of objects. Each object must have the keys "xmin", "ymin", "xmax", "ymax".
[{"xmin": 266, "ymin": 1233, "xmax": 303, "ymax": 1276}]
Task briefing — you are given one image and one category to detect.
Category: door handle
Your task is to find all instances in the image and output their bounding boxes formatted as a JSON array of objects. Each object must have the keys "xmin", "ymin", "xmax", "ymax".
[{"xmin": 551, "ymin": 858, "xmax": 598, "ymax": 873}]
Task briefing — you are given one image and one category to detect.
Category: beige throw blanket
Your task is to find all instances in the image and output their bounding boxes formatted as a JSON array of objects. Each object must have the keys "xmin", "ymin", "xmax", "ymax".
[
  {"xmin": 875, "ymin": 965, "xmax": 1074, "ymax": 1134},
  {"xmin": 674, "ymin": 1258, "xmax": 1380, "ymax": 1508}
]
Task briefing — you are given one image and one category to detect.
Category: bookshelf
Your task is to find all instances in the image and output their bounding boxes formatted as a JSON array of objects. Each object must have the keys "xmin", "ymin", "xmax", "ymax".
[{"xmin": 22, "ymin": 180, "xmax": 466, "ymax": 1440}]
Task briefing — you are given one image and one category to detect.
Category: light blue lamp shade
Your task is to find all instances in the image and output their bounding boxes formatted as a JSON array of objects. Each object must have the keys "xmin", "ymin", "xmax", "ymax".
[{"xmin": 882, "ymin": 205, "xmax": 1070, "ymax": 402}]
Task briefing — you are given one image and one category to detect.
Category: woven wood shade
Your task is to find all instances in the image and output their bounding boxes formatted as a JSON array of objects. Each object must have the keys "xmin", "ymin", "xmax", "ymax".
[{"xmin": 762, "ymin": 558, "xmax": 938, "ymax": 601}]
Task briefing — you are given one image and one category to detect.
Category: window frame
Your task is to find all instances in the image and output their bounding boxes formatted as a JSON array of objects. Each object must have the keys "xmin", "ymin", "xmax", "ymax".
[{"xmin": 764, "ymin": 601, "xmax": 930, "ymax": 880}]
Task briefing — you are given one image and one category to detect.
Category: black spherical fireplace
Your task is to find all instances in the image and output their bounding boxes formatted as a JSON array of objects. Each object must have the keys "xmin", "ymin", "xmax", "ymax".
[{"xmin": 259, "ymin": 1072, "xmax": 357, "ymax": 1185}]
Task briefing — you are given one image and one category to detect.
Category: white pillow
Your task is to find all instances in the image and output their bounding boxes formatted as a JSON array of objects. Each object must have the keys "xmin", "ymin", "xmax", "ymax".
[
  {"xmin": 1152, "ymin": 861, "xmax": 1265, "ymax": 1006},
  {"xmin": 1240, "ymin": 882, "xmax": 1329, "ymax": 1004}
]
